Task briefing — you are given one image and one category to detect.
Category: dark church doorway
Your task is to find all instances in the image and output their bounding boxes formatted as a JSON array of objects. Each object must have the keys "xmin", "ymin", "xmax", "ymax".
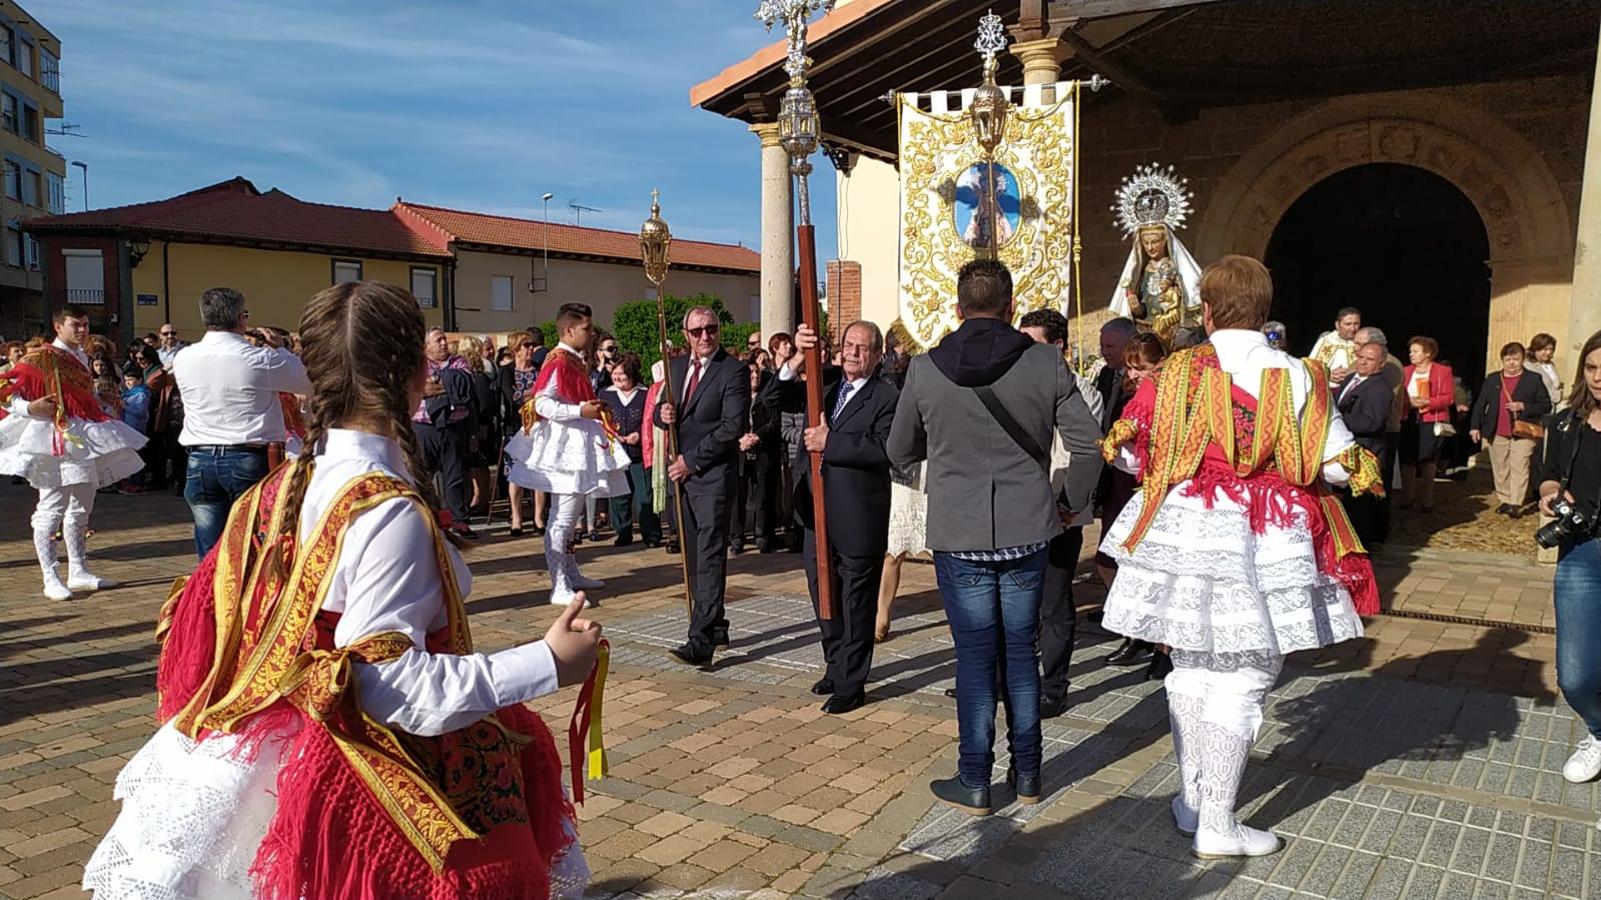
[{"xmin": 1265, "ymin": 163, "xmax": 1492, "ymax": 389}]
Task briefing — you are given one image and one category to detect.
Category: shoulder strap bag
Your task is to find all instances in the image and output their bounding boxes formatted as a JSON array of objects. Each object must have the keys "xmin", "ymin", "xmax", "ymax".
[
  {"xmin": 1502, "ymin": 379, "xmax": 1546, "ymax": 441},
  {"xmin": 973, "ymin": 385, "xmax": 1050, "ymax": 475}
]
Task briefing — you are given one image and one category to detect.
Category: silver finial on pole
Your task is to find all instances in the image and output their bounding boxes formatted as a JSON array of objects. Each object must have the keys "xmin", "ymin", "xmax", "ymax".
[{"xmin": 755, "ymin": 0, "xmax": 835, "ymax": 225}]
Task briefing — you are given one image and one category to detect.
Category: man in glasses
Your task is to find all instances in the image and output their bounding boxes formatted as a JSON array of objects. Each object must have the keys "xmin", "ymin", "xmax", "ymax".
[
  {"xmin": 156, "ymin": 324, "xmax": 186, "ymax": 368},
  {"xmin": 655, "ymin": 306, "xmax": 750, "ymax": 666},
  {"xmin": 592, "ymin": 336, "xmax": 618, "ymax": 394},
  {"xmin": 746, "ymin": 331, "xmax": 763, "ymax": 355}
]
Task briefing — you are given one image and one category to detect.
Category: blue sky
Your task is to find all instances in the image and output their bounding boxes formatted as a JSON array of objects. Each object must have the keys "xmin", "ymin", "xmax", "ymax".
[{"xmin": 45, "ymin": 0, "xmax": 837, "ymax": 259}]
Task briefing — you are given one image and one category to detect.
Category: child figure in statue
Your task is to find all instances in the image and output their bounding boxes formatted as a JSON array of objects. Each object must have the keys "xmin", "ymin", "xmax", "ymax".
[{"xmin": 1110, "ymin": 164, "xmax": 1204, "ymax": 348}]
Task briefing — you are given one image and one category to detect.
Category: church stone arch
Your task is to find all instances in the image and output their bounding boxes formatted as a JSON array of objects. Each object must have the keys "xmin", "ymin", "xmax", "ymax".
[{"xmin": 1198, "ymin": 92, "xmax": 1574, "ymax": 371}]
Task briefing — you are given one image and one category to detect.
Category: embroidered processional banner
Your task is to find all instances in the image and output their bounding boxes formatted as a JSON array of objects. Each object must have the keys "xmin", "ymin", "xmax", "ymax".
[{"xmin": 896, "ymin": 81, "xmax": 1080, "ymax": 351}]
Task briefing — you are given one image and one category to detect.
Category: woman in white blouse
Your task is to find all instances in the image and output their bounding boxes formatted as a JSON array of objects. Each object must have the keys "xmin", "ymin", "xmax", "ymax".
[
  {"xmin": 1527, "ymin": 332, "xmax": 1564, "ymax": 409},
  {"xmin": 84, "ymin": 281, "xmax": 601, "ymax": 900}
]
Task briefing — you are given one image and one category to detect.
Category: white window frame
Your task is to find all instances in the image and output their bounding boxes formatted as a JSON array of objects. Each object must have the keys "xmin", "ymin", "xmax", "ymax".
[
  {"xmin": 490, "ymin": 274, "xmax": 514, "ymax": 312},
  {"xmin": 410, "ymin": 266, "xmax": 437, "ymax": 309},
  {"xmin": 63, "ymin": 248, "xmax": 105, "ymax": 303},
  {"xmin": 16, "ymin": 38, "xmax": 31, "ymax": 79}
]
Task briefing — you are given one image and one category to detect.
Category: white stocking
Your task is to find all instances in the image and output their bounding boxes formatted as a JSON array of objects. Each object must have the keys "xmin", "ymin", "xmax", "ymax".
[
  {"xmin": 1166, "ymin": 691, "xmax": 1205, "ymax": 820},
  {"xmin": 62, "ymin": 483, "xmax": 100, "ymax": 582},
  {"xmin": 32, "ymin": 487, "xmax": 68, "ymax": 592},
  {"xmin": 1169, "ymin": 650, "xmax": 1283, "ymax": 855},
  {"xmin": 544, "ymin": 493, "xmax": 583, "ymax": 603}
]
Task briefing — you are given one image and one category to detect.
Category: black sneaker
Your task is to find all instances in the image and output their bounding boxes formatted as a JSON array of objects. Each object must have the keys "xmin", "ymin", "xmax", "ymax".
[
  {"xmin": 930, "ymin": 776, "xmax": 990, "ymax": 815},
  {"xmin": 1007, "ymin": 767, "xmax": 1042, "ymax": 805}
]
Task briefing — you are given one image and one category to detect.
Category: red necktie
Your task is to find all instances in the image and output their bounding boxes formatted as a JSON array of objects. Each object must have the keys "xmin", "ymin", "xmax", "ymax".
[{"xmin": 683, "ymin": 359, "xmax": 702, "ymax": 404}]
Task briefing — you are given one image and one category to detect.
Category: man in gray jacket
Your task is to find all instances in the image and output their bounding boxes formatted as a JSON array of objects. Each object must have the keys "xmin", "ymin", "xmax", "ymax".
[{"xmin": 888, "ymin": 259, "xmax": 1104, "ymax": 815}]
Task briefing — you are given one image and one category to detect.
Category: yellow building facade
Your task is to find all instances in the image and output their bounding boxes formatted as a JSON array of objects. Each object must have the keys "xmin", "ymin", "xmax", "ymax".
[
  {"xmin": 0, "ymin": 0, "xmax": 65, "ymax": 340},
  {"xmin": 129, "ymin": 241, "xmax": 444, "ymax": 337}
]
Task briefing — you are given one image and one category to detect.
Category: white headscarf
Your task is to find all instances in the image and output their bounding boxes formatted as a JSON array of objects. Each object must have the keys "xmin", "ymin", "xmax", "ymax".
[{"xmin": 1108, "ymin": 224, "xmax": 1204, "ymax": 321}]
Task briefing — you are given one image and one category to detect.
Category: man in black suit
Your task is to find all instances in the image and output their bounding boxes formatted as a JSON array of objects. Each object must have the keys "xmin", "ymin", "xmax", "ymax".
[
  {"xmin": 760, "ymin": 320, "xmax": 897, "ymax": 713},
  {"xmin": 656, "ymin": 306, "xmax": 750, "ymax": 665},
  {"xmin": 1336, "ymin": 341, "xmax": 1395, "ymax": 546}
]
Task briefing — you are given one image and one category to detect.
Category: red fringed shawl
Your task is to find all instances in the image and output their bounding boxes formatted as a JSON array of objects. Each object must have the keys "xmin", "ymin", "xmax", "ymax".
[
  {"xmin": 1100, "ymin": 345, "xmax": 1383, "ymax": 616},
  {"xmin": 0, "ymin": 346, "xmax": 112, "ymax": 451},
  {"xmin": 154, "ymin": 463, "xmax": 576, "ymax": 899}
]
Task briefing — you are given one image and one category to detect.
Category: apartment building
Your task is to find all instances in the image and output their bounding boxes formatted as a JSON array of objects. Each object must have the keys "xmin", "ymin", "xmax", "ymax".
[{"xmin": 0, "ymin": 0, "xmax": 62, "ymax": 340}]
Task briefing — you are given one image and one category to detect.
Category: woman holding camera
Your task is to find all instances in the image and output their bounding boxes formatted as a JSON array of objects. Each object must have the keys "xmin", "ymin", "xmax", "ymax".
[{"xmin": 1542, "ymin": 330, "xmax": 1601, "ymax": 792}]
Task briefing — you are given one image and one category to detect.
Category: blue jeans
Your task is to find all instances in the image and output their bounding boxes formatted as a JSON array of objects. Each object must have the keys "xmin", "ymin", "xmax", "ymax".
[
  {"xmin": 184, "ymin": 447, "xmax": 270, "ymax": 559},
  {"xmin": 1556, "ymin": 537, "xmax": 1601, "ymax": 739},
  {"xmin": 934, "ymin": 549, "xmax": 1046, "ymax": 788}
]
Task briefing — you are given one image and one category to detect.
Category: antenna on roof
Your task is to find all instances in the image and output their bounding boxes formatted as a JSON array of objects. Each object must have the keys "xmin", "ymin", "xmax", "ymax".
[
  {"xmin": 46, "ymin": 122, "xmax": 87, "ymax": 138},
  {"xmin": 568, "ymin": 199, "xmax": 602, "ymax": 226}
]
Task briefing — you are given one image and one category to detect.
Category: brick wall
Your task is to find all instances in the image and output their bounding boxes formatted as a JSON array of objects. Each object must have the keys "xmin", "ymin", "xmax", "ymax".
[{"xmin": 825, "ymin": 259, "xmax": 861, "ymax": 346}]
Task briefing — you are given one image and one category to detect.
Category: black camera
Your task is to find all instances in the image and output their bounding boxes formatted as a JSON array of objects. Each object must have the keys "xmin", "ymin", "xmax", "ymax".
[{"xmin": 1536, "ymin": 497, "xmax": 1596, "ymax": 549}]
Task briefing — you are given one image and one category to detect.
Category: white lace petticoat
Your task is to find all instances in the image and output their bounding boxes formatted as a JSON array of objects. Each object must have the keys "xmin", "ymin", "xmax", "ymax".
[
  {"xmin": 505, "ymin": 420, "xmax": 628, "ymax": 497},
  {"xmin": 1098, "ymin": 482, "xmax": 1364, "ymax": 656},
  {"xmin": 82, "ymin": 722, "xmax": 590, "ymax": 900},
  {"xmin": 886, "ymin": 469, "xmax": 929, "ymax": 559},
  {"xmin": 0, "ymin": 414, "xmax": 146, "ymax": 489}
]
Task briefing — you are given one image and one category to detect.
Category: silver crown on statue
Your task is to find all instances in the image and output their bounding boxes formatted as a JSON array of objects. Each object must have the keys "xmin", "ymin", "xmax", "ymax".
[{"xmin": 1112, "ymin": 162, "xmax": 1193, "ymax": 237}]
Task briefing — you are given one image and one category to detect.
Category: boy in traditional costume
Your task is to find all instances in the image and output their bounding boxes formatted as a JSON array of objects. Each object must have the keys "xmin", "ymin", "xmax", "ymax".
[
  {"xmin": 1100, "ymin": 256, "xmax": 1382, "ymax": 860},
  {"xmin": 0, "ymin": 305, "xmax": 146, "ymax": 600},
  {"xmin": 83, "ymin": 281, "xmax": 601, "ymax": 899},
  {"xmin": 506, "ymin": 302, "xmax": 629, "ymax": 605}
]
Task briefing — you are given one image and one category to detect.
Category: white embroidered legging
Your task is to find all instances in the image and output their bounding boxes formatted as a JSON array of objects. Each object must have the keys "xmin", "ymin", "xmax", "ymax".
[
  {"xmin": 544, "ymin": 492, "xmax": 584, "ymax": 600},
  {"xmin": 1166, "ymin": 650, "xmax": 1283, "ymax": 838},
  {"xmin": 32, "ymin": 482, "xmax": 97, "ymax": 583}
]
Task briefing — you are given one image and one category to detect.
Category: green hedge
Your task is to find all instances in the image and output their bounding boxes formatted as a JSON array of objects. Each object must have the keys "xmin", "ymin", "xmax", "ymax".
[{"xmin": 612, "ymin": 293, "xmax": 759, "ymax": 377}]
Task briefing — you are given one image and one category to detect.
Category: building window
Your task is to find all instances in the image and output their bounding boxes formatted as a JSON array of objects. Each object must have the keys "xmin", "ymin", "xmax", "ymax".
[
  {"xmin": 3, "ymin": 163, "xmax": 19, "ymax": 201},
  {"xmin": 331, "ymin": 259, "xmax": 362, "ymax": 284},
  {"xmin": 0, "ymin": 26, "xmax": 13, "ymax": 69},
  {"xmin": 491, "ymin": 274, "xmax": 513, "ymax": 311},
  {"xmin": 39, "ymin": 49, "xmax": 56, "ymax": 93},
  {"xmin": 4, "ymin": 226, "xmax": 19, "ymax": 267},
  {"xmin": 24, "ymin": 234, "xmax": 38, "ymax": 270},
  {"xmin": 20, "ymin": 168, "xmax": 38, "ymax": 208},
  {"xmin": 1, "ymin": 94, "xmax": 17, "ymax": 134},
  {"xmin": 45, "ymin": 171, "xmax": 62, "ymax": 214},
  {"xmin": 16, "ymin": 39, "xmax": 31, "ymax": 79},
  {"xmin": 21, "ymin": 102, "xmax": 38, "ymax": 143},
  {"xmin": 64, "ymin": 248, "xmax": 105, "ymax": 304},
  {"xmin": 411, "ymin": 267, "xmax": 437, "ymax": 309}
]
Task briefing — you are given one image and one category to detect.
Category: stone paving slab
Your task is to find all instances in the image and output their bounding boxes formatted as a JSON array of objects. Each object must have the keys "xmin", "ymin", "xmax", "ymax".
[{"xmin": 0, "ymin": 483, "xmax": 1592, "ymax": 899}]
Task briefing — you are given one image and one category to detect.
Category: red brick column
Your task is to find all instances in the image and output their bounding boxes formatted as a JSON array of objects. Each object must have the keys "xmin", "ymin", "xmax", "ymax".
[{"xmin": 825, "ymin": 260, "xmax": 861, "ymax": 346}]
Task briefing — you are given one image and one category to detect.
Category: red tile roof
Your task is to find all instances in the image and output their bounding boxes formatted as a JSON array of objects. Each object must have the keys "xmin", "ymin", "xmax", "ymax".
[
  {"xmin": 394, "ymin": 201, "xmax": 760, "ymax": 274},
  {"xmin": 24, "ymin": 177, "xmax": 452, "ymax": 259}
]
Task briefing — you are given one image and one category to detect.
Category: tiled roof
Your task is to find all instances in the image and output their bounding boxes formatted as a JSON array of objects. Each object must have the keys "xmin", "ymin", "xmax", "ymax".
[
  {"xmin": 24, "ymin": 177, "xmax": 452, "ymax": 259},
  {"xmin": 394, "ymin": 201, "xmax": 760, "ymax": 274}
]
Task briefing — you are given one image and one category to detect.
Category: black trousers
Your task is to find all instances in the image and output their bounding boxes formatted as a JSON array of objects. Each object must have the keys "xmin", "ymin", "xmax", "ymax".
[
  {"xmin": 415, "ymin": 421, "xmax": 470, "ymax": 524},
  {"xmin": 803, "ymin": 528, "xmax": 882, "ymax": 698},
  {"xmin": 1375, "ymin": 433, "xmax": 1397, "ymax": 544},
  {"xmin": 1039, "ymin": 526, "xmax": 1083, "ymax": 704},
  {"xmin": 733, "ymin": 453, "xmax": 780, "ymax": 547},
  {"xmin": 682, "ymin": 470, "xmax": 734, "ymax": 657}
]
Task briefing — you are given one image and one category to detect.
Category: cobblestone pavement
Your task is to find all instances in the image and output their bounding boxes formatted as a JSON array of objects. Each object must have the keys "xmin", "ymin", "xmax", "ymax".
[{"xmin": 0, "ymin": 482, "xmax": 1591, "ymax": 899}]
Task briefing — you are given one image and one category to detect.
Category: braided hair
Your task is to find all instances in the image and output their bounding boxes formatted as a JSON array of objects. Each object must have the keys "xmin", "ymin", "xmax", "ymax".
[{"xmin": 261, "ymin": 281, "xmax": 447, "ymax": 582}]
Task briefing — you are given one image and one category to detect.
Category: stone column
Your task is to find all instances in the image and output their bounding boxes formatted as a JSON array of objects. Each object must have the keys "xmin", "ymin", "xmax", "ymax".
[
  {"xmin": 1568, "ymin": 18, "xmax": 1601, "ymax": 358},
  {"xmin": 752, "ymin": 122, "xmax": 794, "ymax": 339},
  {"xmin": 1011, "ymin": 37, "xmax": 1070, "ymax": 92}
]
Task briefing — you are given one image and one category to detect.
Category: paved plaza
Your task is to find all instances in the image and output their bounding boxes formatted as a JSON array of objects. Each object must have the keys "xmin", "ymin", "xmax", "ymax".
[{"xmin": 0, "ymin": 481, "xmax": 1594, "ymax": 899}]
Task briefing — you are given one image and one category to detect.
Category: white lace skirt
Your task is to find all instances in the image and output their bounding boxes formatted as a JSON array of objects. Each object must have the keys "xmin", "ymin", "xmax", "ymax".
[
  {"xmin": 505, "ymin": 420, "xmax": 628, "ymax": 497},
  {"xmin": 0, "ymin": 414, "xmax": 146, "ymax": 489},
  {"xmin": 1099, "ymin": 482, "xmax": 1364, "ymax": 656},
  {"xmin": 886, "ymin": 466, "xmax": 928, "ymax": 558},
  {"xmin": 84, "ymin": 721, "xmax": 590, "ymax": 899}
]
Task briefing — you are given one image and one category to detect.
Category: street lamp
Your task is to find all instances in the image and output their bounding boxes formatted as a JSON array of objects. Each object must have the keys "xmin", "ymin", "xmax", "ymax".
[
  {"xmin": 70, "ymin": 160, "xmax": 87, "ymax": 210},
  {"xmin": 540, "ymin": 191, "xmax": 553, "ymax": 292}
]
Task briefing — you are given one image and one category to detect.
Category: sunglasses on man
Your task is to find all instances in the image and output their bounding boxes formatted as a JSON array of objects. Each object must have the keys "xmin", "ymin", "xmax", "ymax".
[{"xmin": 687, "ymin": 324, "xmax": 719, "ymax": 338}]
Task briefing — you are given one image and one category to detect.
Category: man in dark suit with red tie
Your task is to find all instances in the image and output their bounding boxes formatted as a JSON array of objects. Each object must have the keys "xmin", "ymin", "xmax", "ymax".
[
  {"xmin": 759, "ymin": 320, "xmax": 898, "ymax": 713},
  {"xmin": 656, "ymin": 306, "xmax": 750, "ymax": 666},
  {"xmin": 1336, "ymin": 342, "xmax": 1395, "ymax": 546}
]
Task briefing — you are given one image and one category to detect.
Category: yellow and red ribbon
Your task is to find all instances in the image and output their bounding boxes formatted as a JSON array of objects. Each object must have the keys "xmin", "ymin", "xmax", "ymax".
[{"xmin": 568, "ymin": 639, "xmax": 609, "ymax": 805}]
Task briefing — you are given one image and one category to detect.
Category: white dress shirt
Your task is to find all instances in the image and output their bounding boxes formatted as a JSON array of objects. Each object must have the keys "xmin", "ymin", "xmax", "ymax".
[
  {"xmin": 306, "ymin": 428, "xmax": 558, "ymax": 736},
  {"xmin": 172, "ymin": 331, "xmax": 311, "ymax": 446}
]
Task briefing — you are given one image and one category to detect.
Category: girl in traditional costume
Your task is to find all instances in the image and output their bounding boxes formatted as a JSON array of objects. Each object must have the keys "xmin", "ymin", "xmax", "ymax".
[
  {"xmin": 1100, "ymin": 256, "xmax": 1382, "ymax": 860},
  {"xmin": 0, "ymin": 305, "xmax": 146, "ymax": 600},
  {"xmin": 505, "ymin": 303, "xmax": 629, "ymax": 605},
  {"xmin": 83, "ymin": 281, "xmax": 600, "ymax": 899}
]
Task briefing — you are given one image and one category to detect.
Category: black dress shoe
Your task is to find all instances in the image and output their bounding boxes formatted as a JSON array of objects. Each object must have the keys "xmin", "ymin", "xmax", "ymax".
[
  {"xmin": 644, "ymin": 539, "xmax": 662, "ymax": 549},
  {"xmin": 1107, "ymin": 639, "xmax": 1154, "ymax": 666},
  {"xmin": 614, "ymin": 534, "xmax": 634, "ymax": 547},
  {"xmin": 508, "ymin": 525, "xmax": 524, "ymax": 537},
  {"xmin": 730, "ymin": 542, "xmax": 746, "ymax": 555},
  {"xmin": 1508, "ymin": 507, "xmax": 1525, "ymax": 520},
  {"xmin": 811, "ymin": 678, "xmax": 835, "ymax": 696},
  {"xmin": 1040, "ymin": 694, "xmax": 1071, "ymax": 719},
  {"xmin": 822, "ymin": 692, "xmax": 865, "ymax": 714},
  {"xmin": 1008, "ymin": 767, "xmax": 1042, "ymax": 805},
  {"xmin": 1145, "ymin": 651, "xmax": 1174, "ymax": 681},
  {"xmin": 930, "ymin": 776, "xmax": 990, "ymax": 815},
  {"xmin": 666, "ymin": 541, "xmax": 681, "ymax": 554},
  {"xmin": 757, "ymin": 539, "xmax": 775, "ymax": 554},
  {"xmin": 1495, "ymin": 503, "xmax": 1513, "ymax": 516},
  {"xmin": 667, "ymin": 645, "xmax": 712, "ymax": 667}
]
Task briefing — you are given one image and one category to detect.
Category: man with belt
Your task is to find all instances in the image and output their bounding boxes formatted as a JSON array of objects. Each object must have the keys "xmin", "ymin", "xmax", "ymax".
[{"xmin": 171, "ymin": 287, "xmax": 310, "ymax": 558}]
